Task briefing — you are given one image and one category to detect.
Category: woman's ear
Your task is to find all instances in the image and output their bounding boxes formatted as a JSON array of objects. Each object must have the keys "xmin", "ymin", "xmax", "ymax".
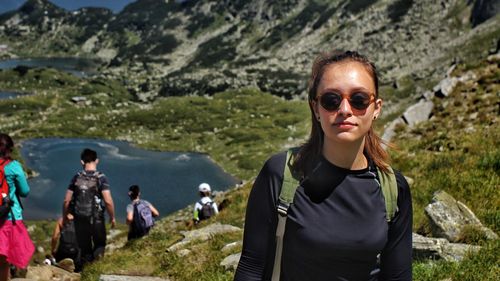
[{"xmin": 373, "ymin": 98, "xmax": 383, "ymax": 119}]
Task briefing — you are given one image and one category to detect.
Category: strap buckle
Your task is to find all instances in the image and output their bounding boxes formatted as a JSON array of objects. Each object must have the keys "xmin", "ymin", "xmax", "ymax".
[{"xmin": 277, "ymin": 199, "xmax": 289, "ymax": 217}]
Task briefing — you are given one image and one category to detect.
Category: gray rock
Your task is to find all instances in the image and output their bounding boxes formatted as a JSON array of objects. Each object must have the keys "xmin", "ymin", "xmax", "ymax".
[
  {"xmin": 412, "ymin": 233, "xmax": 480, "ymax": 262},
  {"xmin": 25, "ymin": 265, "xmax": 80, "ymax": 281},
  {"xmin": 402, "ymin": 99, "xmax": 434, "ymax": 127},
  {"xmin": 176, "ymin": 249, "xmax": 191, "ymax": 257},
  {"xmin": 422, "ymin": 90, "xmax": 434, "ymax": 101},
  {"xmin": 167, "ymin": 223, "xmax": 241, "ymax": 252},
  {"xmin": 220, "ymin": 253, "xmax": 241, "ymax": 271},
  {"xmin": 57, "ymin": 258, "xmax": 75, "ymax": 272},
  {"xmin": 433, "ymin": 77, "xmax": 458, "ymax": 98},
  {"xmin": 381, "ymin": 117, "xmax": 405, "ymax": 145},
  {"xmin": 222, "ymin": 241, "xmax": 242, "ymax": 253},
  {"xmin": 424, "ymin": 191, "xmax": 498, "ymax": 242}
]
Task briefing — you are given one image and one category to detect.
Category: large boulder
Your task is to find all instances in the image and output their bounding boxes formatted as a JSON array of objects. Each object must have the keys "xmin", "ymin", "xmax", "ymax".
[
  {"xmin": 402, "ymin": 99, "xmax": 434, "ymax": 127},
  {"xmin": 425, "ymin": 191, "xmax": 498, "ymax": 242}
]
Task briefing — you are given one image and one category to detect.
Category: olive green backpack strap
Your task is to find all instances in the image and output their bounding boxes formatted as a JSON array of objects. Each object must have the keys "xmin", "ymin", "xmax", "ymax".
[
  {"xmin": 376, "ymin": 166, "xmax": 399, "ymax": 222},
  {"xmin": 272, "ymin": 148, "xmax": 300, "ymax": 281}
]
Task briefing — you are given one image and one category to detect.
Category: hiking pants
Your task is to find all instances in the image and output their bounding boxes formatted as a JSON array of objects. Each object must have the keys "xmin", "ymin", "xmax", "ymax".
[{"xmin": 73, "ymin": 215, "xmax": 106, "ymax": 267}]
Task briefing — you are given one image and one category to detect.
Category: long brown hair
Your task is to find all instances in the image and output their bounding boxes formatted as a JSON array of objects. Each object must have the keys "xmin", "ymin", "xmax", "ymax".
[
  {"xmin": 293, "ymin": 50, "xmax": 391, "ymax": 175},
  {"xmin": 0, "ymin": 133, "xmax": 14, "ymax": 160}
]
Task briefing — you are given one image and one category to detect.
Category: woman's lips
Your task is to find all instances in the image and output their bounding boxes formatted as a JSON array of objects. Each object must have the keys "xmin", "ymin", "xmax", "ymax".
[{"xmin": 333, "ymin": 121, "xmax": 357, "ymax": 129}]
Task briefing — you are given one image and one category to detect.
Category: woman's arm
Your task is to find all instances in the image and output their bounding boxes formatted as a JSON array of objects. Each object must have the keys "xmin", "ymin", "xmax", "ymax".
[
  {"xmin": 379, "ymin": 171, "xmax": 413, "ymax": 280},
  {"xmin": 12, "ymin": 161, "xmax": 30, "ymax": 197},
  {"xmin": 126, "ymin": 204, "xmax": 134, "ymax": 225},
  {"xmin": 234, "ymin": 153, "xmax": 285, "ymax": 281}
]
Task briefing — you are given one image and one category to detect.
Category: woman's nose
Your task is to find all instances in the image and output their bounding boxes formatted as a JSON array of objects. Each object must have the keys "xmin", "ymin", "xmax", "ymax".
[{"xmin": 337, "ymin": 98, "xmax": 353, "ymax": 116}]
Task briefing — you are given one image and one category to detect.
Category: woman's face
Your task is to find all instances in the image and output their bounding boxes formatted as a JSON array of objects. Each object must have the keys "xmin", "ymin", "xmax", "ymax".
[{"xmin": 312, "ymin": 61, "xmax": 382, "ymax": 146}]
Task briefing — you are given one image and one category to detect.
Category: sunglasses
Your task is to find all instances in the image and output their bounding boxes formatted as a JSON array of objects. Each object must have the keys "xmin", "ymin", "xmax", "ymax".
[{"xmin": 316, "ymin": 92, "xmax": 375, "ymax": 111}]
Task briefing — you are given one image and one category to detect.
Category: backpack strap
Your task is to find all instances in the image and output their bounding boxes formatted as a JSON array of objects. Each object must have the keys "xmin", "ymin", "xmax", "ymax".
[
  {"xmin": 0, "ymin": 159, "xmax": 21, "ymax": 222},
  {"xmin": 376, "ymin": 166, "xmax": 399, "ymax": 222},
  {"xmin": 0, "ymin": 159, "xmax": 10, "ymax": 194},
  {"xmin": 272, "ymin": 149, "xmax": 299, "ymax": 281}
]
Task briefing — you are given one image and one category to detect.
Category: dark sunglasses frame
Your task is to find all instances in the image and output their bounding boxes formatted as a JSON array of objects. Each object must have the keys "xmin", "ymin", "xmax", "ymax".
[{"xmin": 316, "ymin": 92, "xmax": 375, "ymax": 111}]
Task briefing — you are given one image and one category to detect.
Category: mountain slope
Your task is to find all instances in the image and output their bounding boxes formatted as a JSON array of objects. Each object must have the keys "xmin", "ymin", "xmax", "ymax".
[{"xmin": 1, "ymin": 0, "xmax": 498, "ymax": 104}]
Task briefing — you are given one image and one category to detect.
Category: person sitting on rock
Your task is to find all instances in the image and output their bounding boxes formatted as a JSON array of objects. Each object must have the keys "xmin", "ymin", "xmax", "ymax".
[
  {"xmin": 126, "ymin": 185, "xmax": 159, "ymax": 241},
  {"xmin": 51, "ymin": 213, "xmax": 80, "ymax": 270}
]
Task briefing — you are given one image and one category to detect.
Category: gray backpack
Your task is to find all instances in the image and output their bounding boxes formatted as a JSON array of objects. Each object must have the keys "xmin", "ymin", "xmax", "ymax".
[{"xmin": 72, "ymin": 171, "xmax": 103, "ymax": 218}]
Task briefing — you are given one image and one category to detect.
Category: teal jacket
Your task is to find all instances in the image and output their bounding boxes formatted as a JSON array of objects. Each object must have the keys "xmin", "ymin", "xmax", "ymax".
[{"xmin": 3, "ymin": 160, "xmax": 30, "ymax": 220}]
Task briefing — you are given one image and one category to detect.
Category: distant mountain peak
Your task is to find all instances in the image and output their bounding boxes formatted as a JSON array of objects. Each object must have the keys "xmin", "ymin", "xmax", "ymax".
[{"xmin": 19, "ymin": 0, "xmax": 65, "ymax": 16}]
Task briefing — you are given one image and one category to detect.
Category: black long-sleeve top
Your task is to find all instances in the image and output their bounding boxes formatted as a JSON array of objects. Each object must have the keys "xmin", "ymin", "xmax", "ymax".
[{"xmin": 234, "ymin": 151, "xmax": 412, "ymax": 281}]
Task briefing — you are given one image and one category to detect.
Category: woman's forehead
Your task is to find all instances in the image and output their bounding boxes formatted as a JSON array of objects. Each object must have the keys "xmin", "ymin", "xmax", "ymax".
[{"xmin": 318, "ymin": 61, "xmax": 375, "ymax": 90}]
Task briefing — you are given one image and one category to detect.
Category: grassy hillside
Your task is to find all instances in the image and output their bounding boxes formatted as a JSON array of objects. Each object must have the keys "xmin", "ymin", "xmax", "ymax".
[{"xmin": 390, "ymin": 55, "xmax": 500, "ymax": 280}]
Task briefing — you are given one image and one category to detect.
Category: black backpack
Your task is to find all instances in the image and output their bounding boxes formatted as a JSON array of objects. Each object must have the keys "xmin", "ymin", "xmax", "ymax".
[
  {"xmin": 71, "ymin": 171, "xmax": 103, "ymax": 218},
  {"xmin": 132, "ymin": 200, "xmax": 154, "ymax": 237},
  {"xmin": 198, "ymin": 201, "xmax": 215, "ymax": 220},
  {"xmin": 57, "ymin": 220, "xmax": 79, "ymax": 257}
]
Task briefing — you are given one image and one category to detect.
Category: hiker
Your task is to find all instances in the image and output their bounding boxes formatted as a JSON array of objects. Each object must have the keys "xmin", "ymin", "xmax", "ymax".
[
  {"xmin": 193, "ymin": 182, "xmax": 218, "ymax": 224},
  {"xmin": 0, "ymin": 133, "xmax": 34, "ymax": 281},
  {"xmin": 234, "ymin": 50, "xmax": 412, "ymax": 281},
  {"xmin": 51, "ymin": 213, "xmax": 80, "ymax": 267},
  {"xmin": 62, "ymin": 148, "xmax": 115, "ymax": 270},
  {"xmin": 126, "ymin": 185, "xmax": 159, "ymax": 240}
]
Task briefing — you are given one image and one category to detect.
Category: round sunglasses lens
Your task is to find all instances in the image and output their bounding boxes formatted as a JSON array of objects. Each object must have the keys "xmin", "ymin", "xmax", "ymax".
[
  {"xmin": 320, "ymin": 94, "xmax": 341, "ymax": 111},
  {"xmin": 350, "ymin": 93, "xmax": 371, "ymax": 110}
]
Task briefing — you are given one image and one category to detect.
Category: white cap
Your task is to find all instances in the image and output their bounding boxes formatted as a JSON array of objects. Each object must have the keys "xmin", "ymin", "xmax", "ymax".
[{"xmin": 198, "ymin": 183, "xmax": 211, "ymax": 192}]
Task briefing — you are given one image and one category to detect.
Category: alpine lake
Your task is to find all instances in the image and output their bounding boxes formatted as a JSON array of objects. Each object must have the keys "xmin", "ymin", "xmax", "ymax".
[{"xmin": 1, "ymin": 58, "xmax": 239, "ymax": 222}]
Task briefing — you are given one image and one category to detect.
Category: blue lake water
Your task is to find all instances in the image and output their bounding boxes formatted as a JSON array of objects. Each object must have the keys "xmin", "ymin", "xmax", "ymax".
[
  {"xmin": 0, "ymin": 57, "xmax": 98, "ymax": 77},
  {"xmin": 20, "ymin": 138, "xmax": 239, "ymax": 222},
  {"xmin": 0, "ymin": 91, "xmax": 25, "ymax": 99}
]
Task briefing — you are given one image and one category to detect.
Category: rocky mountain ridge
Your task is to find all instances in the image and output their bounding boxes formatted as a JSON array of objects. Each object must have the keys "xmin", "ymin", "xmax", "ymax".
[{"xmin": 1, "ymin": 0, "xmax": 499, "ymax": 104}]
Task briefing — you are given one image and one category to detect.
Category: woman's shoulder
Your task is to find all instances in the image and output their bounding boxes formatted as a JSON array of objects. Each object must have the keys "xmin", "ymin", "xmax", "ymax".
[
  {"xmin": 4, "ymin": 159, "xmax": 23, "ymax": 172},
  {"xmin": 260, "ymin": 151, "xmax": 288, "ymax": 176},
  {"xmin": 392, "ymin": 168, "xmax": 412, "ymax": 201}
]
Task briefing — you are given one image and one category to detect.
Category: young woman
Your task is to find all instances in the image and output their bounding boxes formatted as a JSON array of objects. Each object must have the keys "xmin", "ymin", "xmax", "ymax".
[
  {"xmin": 0, "ymin": 133, "xmax": 34, "ymax": 281},
  {"xmin": 126, "ymin": 185, "xmax": 159, "ymax": 241},
  {"xmin": 234, "ymin": 51, "xmax": 412, "ymax": 281}
]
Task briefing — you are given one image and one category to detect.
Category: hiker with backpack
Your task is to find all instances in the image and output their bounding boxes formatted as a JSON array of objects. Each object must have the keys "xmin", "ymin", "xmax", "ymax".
[
  {"xmin": 51, "ymin": 213, "xmax": 80, "ymax": 268},
  {"xmin": 62, "ymin": 148, "xmax": 116, "ymax": 270},
  {"xmin": 234, "ymin": 51, "xmax": 412, "ymax": 281},
  {"xmin": 193, "ymin": 183, "xmax": 218, "ymax": 224},
  {"xmin": 0, "ymin": 133, "xmax": 34, "ymax": 281},
  {"xmin": 126, "ymin": 185, "xmax": 159, "ymax": 240}
]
